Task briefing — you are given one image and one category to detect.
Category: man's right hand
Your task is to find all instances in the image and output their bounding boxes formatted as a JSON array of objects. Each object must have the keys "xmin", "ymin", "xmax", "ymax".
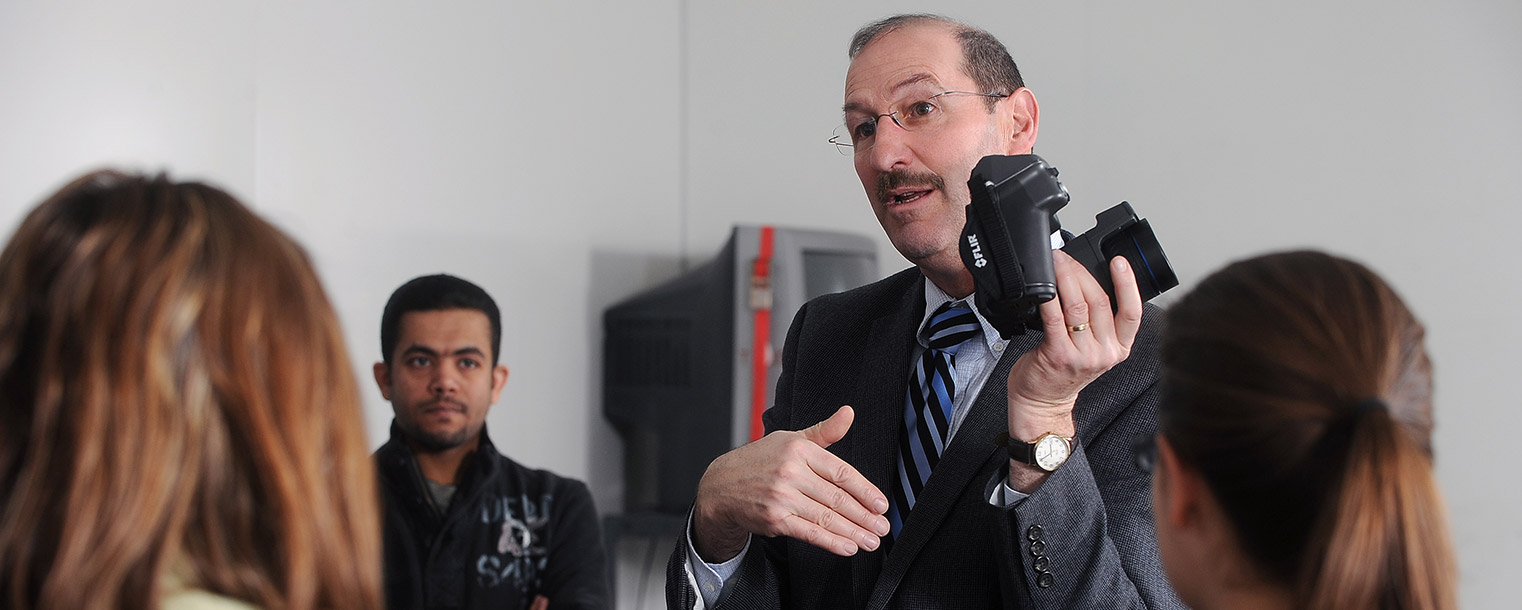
[{"xmin": 690, "ymin": 405, "xmax": 891, "ymax": 563}]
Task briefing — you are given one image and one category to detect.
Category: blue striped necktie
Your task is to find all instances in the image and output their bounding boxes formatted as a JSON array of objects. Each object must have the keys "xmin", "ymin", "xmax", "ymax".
[{"xmin": 887, "ymin": 302, "xmax": 981, "ymax": 537}]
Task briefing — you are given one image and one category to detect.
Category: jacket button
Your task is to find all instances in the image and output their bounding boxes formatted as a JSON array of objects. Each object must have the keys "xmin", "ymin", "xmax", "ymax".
[
  {"xmin": 1036, "ymin": 572, "xmax": 1055, "ymax": 589},
  {"xmin": 1033, "ymin": 555, "xmax": 1050, "ymax": 572},
  {"xmin": 1028, "ymin": 540, "xmax": 1046, "ymax": 557},
  {"xmin": 1026, "ymin": 524, "xmax": 1044, "ymax": 541}
]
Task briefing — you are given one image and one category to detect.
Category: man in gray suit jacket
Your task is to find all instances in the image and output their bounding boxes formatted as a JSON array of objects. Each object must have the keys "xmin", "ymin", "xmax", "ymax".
[{"xmin": 668, "ymin": 14, "xmax": 1183, "ymax": 609}]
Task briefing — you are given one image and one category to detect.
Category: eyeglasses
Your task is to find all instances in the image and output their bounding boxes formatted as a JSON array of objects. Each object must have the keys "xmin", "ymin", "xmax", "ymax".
[{"xmin": 830, "ymin": 90, "xmax": 1010, "ymax": 154}]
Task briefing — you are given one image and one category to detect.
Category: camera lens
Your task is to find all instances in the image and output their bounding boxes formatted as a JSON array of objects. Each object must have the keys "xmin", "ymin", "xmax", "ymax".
[{"xmin": 1102, "ymin": 219, "xmax": 1178, "ymax": 301}]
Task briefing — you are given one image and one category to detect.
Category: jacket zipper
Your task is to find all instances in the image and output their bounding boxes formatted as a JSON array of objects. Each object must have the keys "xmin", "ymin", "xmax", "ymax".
[{"xmin": 406, "ymin": 451, "xmax": 445, "ymax": 520}]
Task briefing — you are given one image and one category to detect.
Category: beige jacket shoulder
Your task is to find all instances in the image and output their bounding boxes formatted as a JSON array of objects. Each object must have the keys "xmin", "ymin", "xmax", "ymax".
[{"xmin": 160, "ymin": 588, "xmax": 260, "ymax": 610}]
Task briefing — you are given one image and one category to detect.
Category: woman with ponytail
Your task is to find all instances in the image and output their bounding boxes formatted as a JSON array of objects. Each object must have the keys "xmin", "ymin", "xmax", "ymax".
[
  {"xmin": 1150, "ymin": 250, "xmax": 1457, "ymax": 610},
  {"xmin": 0, "ymin": 171, "xmax": 385, "ymax": 609}
]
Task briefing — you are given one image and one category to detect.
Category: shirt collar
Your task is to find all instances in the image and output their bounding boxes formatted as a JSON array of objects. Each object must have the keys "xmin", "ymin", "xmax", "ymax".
[{"xmin": 919, "ymin": 278, "xmax": 1007, "ymax": 352}]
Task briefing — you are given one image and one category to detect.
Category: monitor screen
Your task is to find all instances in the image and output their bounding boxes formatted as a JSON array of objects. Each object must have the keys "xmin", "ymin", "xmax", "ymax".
[
  {"xmin": 604, "ymin": 225, "xmax": 881, "ymax": 515},
  {"xmin": 804, "ymin": 250, "xmax": 879, "ymax": 301}
]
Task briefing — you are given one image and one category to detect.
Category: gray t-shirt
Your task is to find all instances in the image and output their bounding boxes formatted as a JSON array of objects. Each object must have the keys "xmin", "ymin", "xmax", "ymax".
[{"xmin": 425, "ymin": 478, "xmax": 457, "ymax": 513}]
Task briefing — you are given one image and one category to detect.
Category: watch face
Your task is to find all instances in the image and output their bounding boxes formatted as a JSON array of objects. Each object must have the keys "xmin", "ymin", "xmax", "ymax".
[{"xmin": 1034, "ymin": 435, "xmax": 1070, "ymax": 471}]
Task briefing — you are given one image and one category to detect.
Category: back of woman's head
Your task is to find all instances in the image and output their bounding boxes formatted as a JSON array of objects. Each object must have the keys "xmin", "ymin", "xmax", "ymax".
[
  {"xmin": 1160, "ymin": 250, "xmax": 1455, "ymax": 610},
  {"xmin": 0, "ymin": 170, "xmax": 383, "ymax": 610}
]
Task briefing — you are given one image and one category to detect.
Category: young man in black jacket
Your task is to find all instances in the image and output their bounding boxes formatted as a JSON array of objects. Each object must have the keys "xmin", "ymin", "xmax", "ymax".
[{"xmin": 373, "ymin": 274, "xmax": 608, "ymax": 610}]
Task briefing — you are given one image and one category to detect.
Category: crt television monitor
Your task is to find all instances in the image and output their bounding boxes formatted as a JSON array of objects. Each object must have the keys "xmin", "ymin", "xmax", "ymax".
[{"xmin": 603, "ymin": 225, "xmax": 880, "ymax": 514}]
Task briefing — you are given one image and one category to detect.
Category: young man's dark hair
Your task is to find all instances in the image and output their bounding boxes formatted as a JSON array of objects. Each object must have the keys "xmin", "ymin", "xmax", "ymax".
[{"xmin": 380, "ymin": 273, "xmax": 502, "ymax": 365}]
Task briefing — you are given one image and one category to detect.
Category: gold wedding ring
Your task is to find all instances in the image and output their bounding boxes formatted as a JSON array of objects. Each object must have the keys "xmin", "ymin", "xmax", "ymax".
[{"xmin": 1068, "ymin": 322, "xmax": 1091, "ymax": 333}]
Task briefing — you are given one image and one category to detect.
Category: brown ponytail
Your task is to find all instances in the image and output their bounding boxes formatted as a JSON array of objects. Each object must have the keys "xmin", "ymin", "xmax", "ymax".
[
  {"xmin": 1160, "ymin": 250, "xmax": 1456, "ymax": 610},
  {"xmin": 1304, "ymin": 401, "xmax": 1455, "ymax": 610}
]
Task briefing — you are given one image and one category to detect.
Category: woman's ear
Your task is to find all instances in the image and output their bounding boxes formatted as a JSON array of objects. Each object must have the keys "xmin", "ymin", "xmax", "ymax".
[{"xmin": 1155, "ymin": 436, "xmax": 1204, "ymax": 530}]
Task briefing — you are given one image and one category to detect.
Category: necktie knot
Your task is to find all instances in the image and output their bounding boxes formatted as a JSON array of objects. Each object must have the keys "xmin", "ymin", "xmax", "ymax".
[{"xmin": 925, "ymin": 303, "xmax": 979, "ymax": 353}]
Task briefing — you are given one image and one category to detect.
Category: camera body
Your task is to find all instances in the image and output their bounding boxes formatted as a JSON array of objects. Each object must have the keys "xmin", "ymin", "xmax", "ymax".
[{"xmin": 958, "ymin": 154, "xmax": 1178, "ymax": 338}]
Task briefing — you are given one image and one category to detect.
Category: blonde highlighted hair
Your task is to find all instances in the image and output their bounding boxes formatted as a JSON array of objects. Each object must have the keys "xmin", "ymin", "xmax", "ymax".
[{"xmin": 0, "ymin": 170, "xmax": 384, "ymax": 609}]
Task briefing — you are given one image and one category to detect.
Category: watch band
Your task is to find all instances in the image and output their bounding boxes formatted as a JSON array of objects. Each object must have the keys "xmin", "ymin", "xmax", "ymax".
[{"xmin": 998, "ymin": 431, "xmax": 1038, "ymax": 464}]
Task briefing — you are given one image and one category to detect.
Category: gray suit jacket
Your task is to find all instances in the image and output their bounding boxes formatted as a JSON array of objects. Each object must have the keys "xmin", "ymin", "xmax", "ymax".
[{"xmin": 668, "ymin": 267, "xmax": 1183, "ymax": 610}]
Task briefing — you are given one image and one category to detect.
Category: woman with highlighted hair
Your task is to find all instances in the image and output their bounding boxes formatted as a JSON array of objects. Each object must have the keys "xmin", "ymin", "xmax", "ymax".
[
  {"xmin": 0, "ymin": 171, "xmax": 384, "ymax": 609},
  {"xmin": 1149, "ymin": 250, "xmax": 1457, "ymax": 610}
]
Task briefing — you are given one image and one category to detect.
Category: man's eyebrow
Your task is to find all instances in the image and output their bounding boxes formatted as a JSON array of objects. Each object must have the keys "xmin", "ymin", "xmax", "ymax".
[
  {"xmin": 401, "ymin": 345, "xmax": 439, "ymax": 358},
  {"xmin": 842, "ymin": 73, "xmax": 941, "ymax": 115},
  {"xmin": 450, "ymin": 347, "xmax": 487, "ymax": 358},
  {"xmin": 890, "ymin": 73, "xmax": 939, "ymax": 94},
  {"xmin": 400, "ymin": 345, "xmax": 488, "ymax": 359}
]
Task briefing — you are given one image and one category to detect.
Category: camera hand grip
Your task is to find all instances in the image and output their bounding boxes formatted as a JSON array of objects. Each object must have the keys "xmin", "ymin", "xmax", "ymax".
[{"xmin": 960, "ymin": 155, "xmax": 1069, "ymax": 337}]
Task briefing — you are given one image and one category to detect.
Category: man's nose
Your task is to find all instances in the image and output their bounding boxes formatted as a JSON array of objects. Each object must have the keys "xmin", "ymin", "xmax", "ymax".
[
  {"xmin": 429, "ymin": 367, "xmax": 460, "ymax": 394},
  {"xmin": 865, "ymin": 121, "xmax": 914, "ymax": 172}
]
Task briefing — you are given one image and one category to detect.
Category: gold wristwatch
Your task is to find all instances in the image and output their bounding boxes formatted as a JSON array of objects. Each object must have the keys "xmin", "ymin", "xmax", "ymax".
[{"xmin": 997, "ymin": 431, "xmax": 1073, "ymax": 472}]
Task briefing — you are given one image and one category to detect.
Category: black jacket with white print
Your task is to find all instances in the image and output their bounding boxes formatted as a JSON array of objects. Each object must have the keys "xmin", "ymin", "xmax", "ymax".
[{"xmin": 377, "ymin": 424, "xmax": 609, "ymax": 610}]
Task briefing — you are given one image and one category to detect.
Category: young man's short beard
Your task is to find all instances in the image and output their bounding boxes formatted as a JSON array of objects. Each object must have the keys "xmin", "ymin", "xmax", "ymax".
[{"xmin": 405, "ymin": 424, "xmax": 477, "ymax": 453}]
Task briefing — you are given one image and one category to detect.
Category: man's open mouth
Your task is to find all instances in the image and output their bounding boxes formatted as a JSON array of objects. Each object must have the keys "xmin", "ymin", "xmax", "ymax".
[{"xmin": 887, "ymin": 188, "xmax": 933, "ymax": 205}]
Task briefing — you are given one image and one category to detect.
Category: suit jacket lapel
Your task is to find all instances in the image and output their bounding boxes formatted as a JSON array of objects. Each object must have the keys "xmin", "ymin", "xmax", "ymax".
[
  {"xmin": 865, "ymin": 327, "xmax": 1043, "ymax": 610},
  {"xmin": 848, "ymin": 278, "xmax": 924, "ymax": 606}
]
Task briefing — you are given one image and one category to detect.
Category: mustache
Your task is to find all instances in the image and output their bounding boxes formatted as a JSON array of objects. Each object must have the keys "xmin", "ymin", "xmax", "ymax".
[
  {"xmin": 876, "ymin": 169, "xmax": 945, "ymax": 204},
  {"xmin": 423, "ymin": 398, "xmax": 468, "ymax": 412}
]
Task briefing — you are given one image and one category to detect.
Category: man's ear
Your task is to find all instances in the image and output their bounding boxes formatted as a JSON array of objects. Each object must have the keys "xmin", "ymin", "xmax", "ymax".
[
  {"xmin": 1001, "ymin": 87, "xmax": 1040, "ymax": 155},
  {"xmin": 490, "ymin": 364, "xmax": 510, "ymax": 403},
  {"xmin": 372, "ymin": 362, "xmax": 393, "ymax": 400}
]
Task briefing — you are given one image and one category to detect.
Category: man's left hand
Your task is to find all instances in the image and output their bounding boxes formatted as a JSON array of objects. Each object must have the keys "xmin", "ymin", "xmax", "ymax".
[{"xmin": 1005, "ymin": 252, "xmax": 1143, "ymax": 491}]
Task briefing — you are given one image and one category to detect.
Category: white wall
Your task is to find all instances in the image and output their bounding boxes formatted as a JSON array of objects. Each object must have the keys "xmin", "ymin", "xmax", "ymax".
[{"xmin": 2, "ymin": 1, "xmax": 1518, "ymax": 607}]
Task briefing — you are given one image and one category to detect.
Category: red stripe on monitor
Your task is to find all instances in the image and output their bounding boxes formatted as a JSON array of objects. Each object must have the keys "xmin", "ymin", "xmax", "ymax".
[{"xmin": 750, "ymin": 226, "xmax": 775, "ymax": 442}]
